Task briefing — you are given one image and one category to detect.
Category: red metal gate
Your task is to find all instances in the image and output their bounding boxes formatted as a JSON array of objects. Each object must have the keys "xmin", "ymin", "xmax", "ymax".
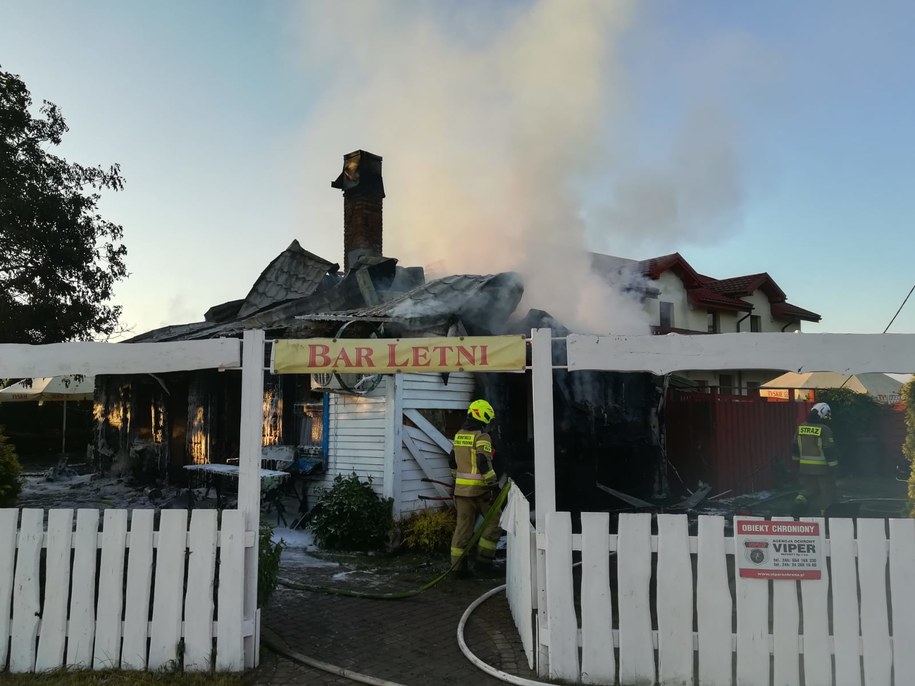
[{"xmin": 665, "ymin": 390, "xmax": 811, "ymax": 495}]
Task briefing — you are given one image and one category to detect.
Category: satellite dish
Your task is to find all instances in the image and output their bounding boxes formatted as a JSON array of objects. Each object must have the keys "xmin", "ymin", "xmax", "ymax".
[
  {"xmin": 327, "ymin": 320, "xmax": 383, "ymax": 395},
  {"xmin": 312, "ymin": 372, "xmax": 334, "ymax": 387},
  {"xmin": 334, "ymin": 371, "xmax": 382, "ymax": 395}
]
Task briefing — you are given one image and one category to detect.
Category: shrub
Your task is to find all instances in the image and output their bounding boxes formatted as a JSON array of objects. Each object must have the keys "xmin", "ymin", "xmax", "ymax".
[
  {"xmin": 816, "ymin": 388, "xmax": 883, "ymax": 472},
  {"xmin": 901, "ymin": 380, "xmax": 915, "ymax": 512},
  {"xmin": 0, "ymin": 425, "xmax": 22, "ymax": 507},
  {"xmin": 258, "ymin": 523, "xmax": 285, "ymax": 608},
  {"xmin": 401, "ymin": 507, "xmax": 456, "ymax": 553},
  {"xmin": 308, "ymin": 473, "xmax": 393, "ymax": 551}
]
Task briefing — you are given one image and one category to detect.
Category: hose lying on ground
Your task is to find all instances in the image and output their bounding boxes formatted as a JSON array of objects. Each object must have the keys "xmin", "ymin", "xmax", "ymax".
[
  {"xmin": 456, "ymin": 584, "xmax": 559, "ymax": 686},
  {"xmin": 277, "ymin": 481, "xmax": 511, "ymax": 600},
  {"xmin": 261, "ymin": 625, "xmax": 409, "ymax": 686},
  {"xmin": 263, "ymin": 579, "xmax": 558, "ymax": 686}
]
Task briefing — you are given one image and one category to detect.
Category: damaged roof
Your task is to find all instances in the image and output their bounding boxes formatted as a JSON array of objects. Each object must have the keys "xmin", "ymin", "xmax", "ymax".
[
  {"xmin": 129, "ymin": 238, "xmax": 524, "ymax": 343},
  {"xmin": 296, "ymin": 272, "xmax": 524, "ymax": 334},
  {"xmin": 235, "ymin": 240, "xmax": 339, "ymax": 319}
]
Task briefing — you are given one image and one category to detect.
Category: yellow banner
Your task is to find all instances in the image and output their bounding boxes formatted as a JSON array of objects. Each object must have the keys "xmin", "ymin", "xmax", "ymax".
[{"xmin": 273, "ymin": 336, "xmax": 526, "ymax": 374}]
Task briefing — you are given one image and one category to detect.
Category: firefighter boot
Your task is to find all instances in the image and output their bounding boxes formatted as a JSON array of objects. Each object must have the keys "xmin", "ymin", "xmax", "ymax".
[
  {"xmin": 453, "ymin": 557, "xmax": 472, "ymax": 580},
  {"xmin": 472, "ymin": 558, "xmax": 504, "ymax": 579}
]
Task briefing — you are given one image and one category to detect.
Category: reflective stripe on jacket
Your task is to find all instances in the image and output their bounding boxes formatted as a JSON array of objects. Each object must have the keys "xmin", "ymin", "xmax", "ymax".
[
  {"xmin": 793, "ymin": 422, "xmax": 837, "ymax": 473},
  {"xmin": 452, "ymin": 429, "xmax": 496, "ymax": 497}
]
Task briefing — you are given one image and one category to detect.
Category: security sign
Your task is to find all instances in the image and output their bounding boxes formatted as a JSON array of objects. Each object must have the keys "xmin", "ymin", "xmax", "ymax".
[{"xmin": 735, "ymin": 519, "xmax": 824, "ymax": 580}]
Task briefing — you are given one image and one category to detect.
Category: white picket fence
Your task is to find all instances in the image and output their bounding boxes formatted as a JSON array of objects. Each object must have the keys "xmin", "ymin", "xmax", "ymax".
[
  {"xmin": 0, "ymin": 507, "xmax": 253, "ymax": 673},
  {"xmin": 503, "ymin": 487, "xmax": 915, "ymax": 686}
]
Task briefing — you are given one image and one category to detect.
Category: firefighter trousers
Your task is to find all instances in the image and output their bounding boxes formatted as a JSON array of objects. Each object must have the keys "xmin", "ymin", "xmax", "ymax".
[
  {"xmin": 450, "ymin": 493, "xmax": 502, "ymax": 568},
  {"xmin": 796, "ymin": 471, "xmax": 837, "ymax": 514}
]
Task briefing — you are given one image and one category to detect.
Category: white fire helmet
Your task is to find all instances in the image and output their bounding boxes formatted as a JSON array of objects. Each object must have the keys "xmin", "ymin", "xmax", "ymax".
[{"xmin": 811, "ymin": 402, "xmax": 832, "ymax": 421}]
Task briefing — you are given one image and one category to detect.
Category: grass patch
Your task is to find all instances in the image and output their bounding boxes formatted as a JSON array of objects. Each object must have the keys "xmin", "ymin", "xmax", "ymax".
[{"xmin": 0, "ymin": 671, "xmax": 247, "ymax": 685}]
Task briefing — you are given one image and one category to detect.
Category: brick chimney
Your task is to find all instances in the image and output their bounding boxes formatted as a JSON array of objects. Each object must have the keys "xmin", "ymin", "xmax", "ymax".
[{"xmin": 332, "ymin": 150, "xmax": 385, "ymax": 271}]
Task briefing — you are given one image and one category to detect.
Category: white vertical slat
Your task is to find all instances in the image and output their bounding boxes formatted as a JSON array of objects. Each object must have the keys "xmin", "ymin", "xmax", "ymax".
[
  {"xmin": 735, "ymin": 516, "xmax": 769, "ymax": 686},
  {"xmin": 657, "ymin": 514, "xmax": 693, "ymax": 686},
  {"xmin": 9, "ymin": 509, "xmax": 43, "ymax": 673},
  {"xmin": 545, "ymin": 512, "xmax": 580, "ymax": 681},
  {"xmin": 121, "ymin": 509, "xmax": 154, "ymax": 670},
  {"xmin": 66, "ymin": 508, "xmax": 100, "ymax": 668},
  {"xmin": 580, "ymin": 512, "xmax": 615, "ymax": 685},
  {"xmin": 889, "ymin": 518, "xmax": 915, "ymax": 683},
  {"xmin": 148, "ymin": 509, "xmax": 188, "ymax": 670},
  {"xmin": 238, "ymin": 328, "xmax": 264, "ymax": 669},
  {"xmin": 532, "ymin": 329, "xmax": 555, "ymax": 678},
  {"xmin": 829, "ymin": 518, "xmax": 861, "ymax": 686},
  {"xmin": 857, "ymin": 518, "xmax": 891, "ymax": 686},
  {"xmin": 503, "ymin": 485, "xmax": 535, "ymax": 670},
  {"xmin": 697, "ymin": 516, "xmax": 732, "ymax": 686},
  {"xmin": 536, "ymin": 544, "xmax": 550, "ymax": 676},
  {"xmin": 0, "ymin": 509, "xmax": 18, "ymax": 670},
  {"xmin": 216, "ymin": 508, "xmax": 245, "ymax": 671},
  {"xmin": 383, "ymin": 372, "xmax": 403, "ymax": 513},
  {"xmin": 184, "ymin": 509, "xmax": 218, "ymax": 671},
  {"xmin": 771, "ymin": 517, "xmax": 800, "ymax": 686},
  {"xmin": 617, "ymin": 512, "xmax": 656, "ymax": 685},
  {"xmin": 799, "ymin": 517, "xmax": 830, "ymax": 686},
  {"xmin": 93, "ymin": 509, "xmax": 128, "ymax": 669},
  {"xmin": 35, "ymin": 509, "xmax": 74, "ymax": 671}
]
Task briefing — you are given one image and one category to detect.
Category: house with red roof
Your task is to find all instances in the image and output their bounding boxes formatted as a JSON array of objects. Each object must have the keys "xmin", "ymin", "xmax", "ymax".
[{"xmin": 592, "ymin": 251, "xmax": 821, "ymax": 392}]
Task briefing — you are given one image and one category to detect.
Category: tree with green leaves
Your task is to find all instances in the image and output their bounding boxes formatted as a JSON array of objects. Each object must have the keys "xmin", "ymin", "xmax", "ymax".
[
  {"xmin": 901, "ymin": 379, "xmax": 915, "ymax": 510},
  {"xmin": 1, "ymin": 66, "xmax": 127, "ymax": 344}
]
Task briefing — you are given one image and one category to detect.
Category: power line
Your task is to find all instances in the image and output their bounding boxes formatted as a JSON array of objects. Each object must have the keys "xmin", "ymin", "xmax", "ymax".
[
  {"xmin": 883, "ymin": 283, "xmax": 915, "ymax": 334},
  {"xmin": 837, "ymin": 282, "xmax": 915, "ymax": 390}
]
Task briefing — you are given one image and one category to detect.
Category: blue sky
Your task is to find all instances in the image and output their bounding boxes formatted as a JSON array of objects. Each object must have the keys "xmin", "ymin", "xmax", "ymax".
[{"xmin": 1, "ymin": 0, "xmax": 913, "ymax": 336}]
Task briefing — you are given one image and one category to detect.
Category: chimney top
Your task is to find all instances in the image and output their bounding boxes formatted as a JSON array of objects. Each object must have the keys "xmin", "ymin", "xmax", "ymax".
[
  {"xmin": 333, "ymin": 150, "xmax": 385, "ymax": 271},
  {"xmin": 331, "ymin": 150, "xmax": 385, "ymax": 197}
]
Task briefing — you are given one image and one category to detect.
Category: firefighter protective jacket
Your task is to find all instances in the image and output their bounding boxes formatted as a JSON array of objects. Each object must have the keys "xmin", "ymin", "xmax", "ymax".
[
  {"xmin": 450, "ymin": 429, "xmax": 496, "ymax": 497},
  {"xmin": 793, "ymin": 421, "xmax": 837, "ymax": 474}
]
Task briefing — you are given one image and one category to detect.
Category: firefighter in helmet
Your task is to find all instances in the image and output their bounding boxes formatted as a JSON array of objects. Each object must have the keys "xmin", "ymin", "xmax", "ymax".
[
  {"xmin": 793, "ymin": 402, "xmax": 838, "ymax": 514},
  {"xmin": 449, "ymin": 399, "xmax": 502, "ymax": 577}
]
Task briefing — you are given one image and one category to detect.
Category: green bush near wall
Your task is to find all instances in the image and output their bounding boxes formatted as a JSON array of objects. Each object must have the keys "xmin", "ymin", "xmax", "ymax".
[
  {"xmin": 258, "ymin": 524, "xmax": 285, "ymax": 608},
  {"xmin": 400, "ymin": 507, "xmax": 456, "ymax": 553},
  {"xmin": 308, "ymin": 474, "xmax": 394, "ymax": 551}
]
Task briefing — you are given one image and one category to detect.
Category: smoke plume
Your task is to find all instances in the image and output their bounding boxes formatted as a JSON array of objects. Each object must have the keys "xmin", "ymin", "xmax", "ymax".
[{"xmin": 290, "ymin": 1, "xmax": 749, "ymax": 334}]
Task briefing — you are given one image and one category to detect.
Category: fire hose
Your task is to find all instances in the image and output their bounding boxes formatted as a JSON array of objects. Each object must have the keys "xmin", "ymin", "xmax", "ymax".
[
  {"xmin": 417, "ymin": 476, "xmax": 456, "ymax": 501},
  {"xmin": 276, "ymin": 480, "xmax": 511, "ymax": 600}
]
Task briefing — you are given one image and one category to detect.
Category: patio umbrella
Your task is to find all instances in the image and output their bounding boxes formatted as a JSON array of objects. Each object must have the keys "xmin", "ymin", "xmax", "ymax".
[
  {"xmin": 761, "ymin": 372, "xmax": 903, "ymax": 403},
  {"xmin": 0, "ymin": 375, "xmax": 95, "ymax": 453}
]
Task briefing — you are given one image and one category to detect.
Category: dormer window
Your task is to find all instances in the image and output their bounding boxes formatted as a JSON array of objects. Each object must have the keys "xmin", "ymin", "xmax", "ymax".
[
  {"xmin": 660, "ymin": 301, "xmax": 674, "ymax": 328},
  {"xmin": 707, "ymin": 311, "xmax": 720, "ymax": 334}
]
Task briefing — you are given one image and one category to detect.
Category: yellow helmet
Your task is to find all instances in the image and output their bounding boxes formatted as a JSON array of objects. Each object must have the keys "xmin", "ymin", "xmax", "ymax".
[{"xmin": 468, "ymin": 399, "xmax": 495, "ymax": 424}]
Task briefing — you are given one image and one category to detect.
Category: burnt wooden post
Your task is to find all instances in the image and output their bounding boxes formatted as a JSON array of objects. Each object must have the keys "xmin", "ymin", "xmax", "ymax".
[{"xmin": 237, "ymin": 328, "xmax": 265, "ymax": 668}]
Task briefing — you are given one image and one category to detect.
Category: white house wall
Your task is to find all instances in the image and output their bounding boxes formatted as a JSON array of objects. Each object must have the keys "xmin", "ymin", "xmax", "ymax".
[
  {"xmin": 403, "ymin": 372, "xmax": 474, "ymax": 410},
  {"xmin": 317, "ymin": 391, "xmax": 388, "ymax": 498},
  {"xmin": 742, "ymin": 289, "xmax": 802, "ymax": 332},
  {"xmin": 647, "ymin": 272, "xmax": 698, "ymax": 330},
  {"xmin": 399, "ymin": 372, "xmax": 474, "ymax": 515},
  {"xmin": 313, "ymin": 372, "xmax": 473, "ymax": 515}
]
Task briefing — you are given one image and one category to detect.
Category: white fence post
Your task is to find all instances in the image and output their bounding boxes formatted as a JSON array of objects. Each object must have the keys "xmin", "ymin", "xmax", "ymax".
[
  {"xmin": 530, "ymin": 327, "xmax": 556, "ymax": 676},
  {"xmin": 530, "ymin": 328, "xmax": 556, "ymax": 527},
  {"xmin": 238, "ymin": 328, "xmax": 265, "ymax": 669}
]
